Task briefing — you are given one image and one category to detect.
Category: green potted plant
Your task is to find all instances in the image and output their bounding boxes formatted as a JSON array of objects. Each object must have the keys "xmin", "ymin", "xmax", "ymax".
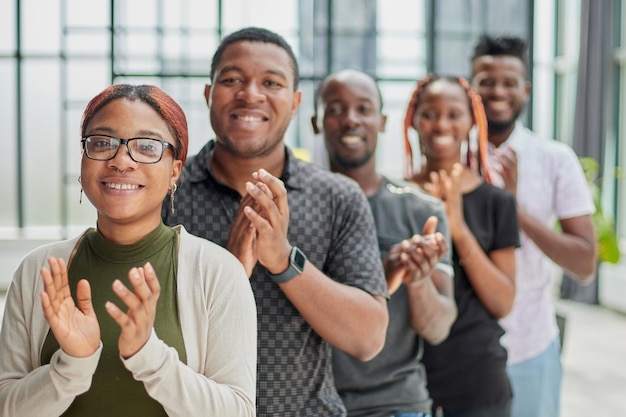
[
  {"xmin": 559, "ymin": 157, "xmax": 620, "ymax": 305},
  {"xmin": 557, "ymin": 157, "xmax": 621, "ymax": 348},
  {"xmin": 579, "ymin": 156, "xmax": 621, "ymax": 264}
]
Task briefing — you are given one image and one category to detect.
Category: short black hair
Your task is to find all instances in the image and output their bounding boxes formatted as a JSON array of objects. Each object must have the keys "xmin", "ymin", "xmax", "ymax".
[
  {"xmin": 313, "ymin": 69, "xmax": 384, "ymax": 118},
  {"xmin": 209, "ymin": 26, "xmax": 300, "ymax": 90},
  {"xmin": 471, "ymin": 34, "xmax": 529, "ymax": 66}
]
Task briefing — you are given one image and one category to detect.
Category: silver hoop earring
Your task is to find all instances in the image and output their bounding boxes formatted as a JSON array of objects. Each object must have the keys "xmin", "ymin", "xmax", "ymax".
[{"xmin": 170, "ymin": 183, "xmax": 178, "ymax": 215}]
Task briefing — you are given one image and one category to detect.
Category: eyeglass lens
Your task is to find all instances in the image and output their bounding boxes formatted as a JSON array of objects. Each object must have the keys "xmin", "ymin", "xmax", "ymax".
[{"xmin": 84, "ymin": 136, "xmax": 165, "ymax": 163}]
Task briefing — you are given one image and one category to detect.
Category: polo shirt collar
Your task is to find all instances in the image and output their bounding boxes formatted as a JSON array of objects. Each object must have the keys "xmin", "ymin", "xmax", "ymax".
[{"xmin": 185, "ymin": 139, "xmax": 305, "ymax": 191}]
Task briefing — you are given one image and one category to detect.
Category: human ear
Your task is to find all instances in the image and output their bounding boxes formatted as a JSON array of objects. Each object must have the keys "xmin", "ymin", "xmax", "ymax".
[
  {"xmin": 170, "ymin": 159, "xmax": 183, "ymax": 184},
  {"xmin": 379, "ymin": 114, "xmax": 388, "ymax": 133},
  {"xmin": 291, "ymin": 90, "xmax": 302, "ymax": 118},
  {"xmin": 203, "ymin": 84, "xmax": 211, "ymax": 107},
  {"xmin": 311, "ymin": 115, "xmax": 320, "ymax": 134}
]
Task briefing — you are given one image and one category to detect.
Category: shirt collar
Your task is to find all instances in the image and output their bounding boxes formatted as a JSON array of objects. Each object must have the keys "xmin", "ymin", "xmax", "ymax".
[
  {"xmin": 184, "ymin": 139, "xmax": 306, "ymax": 191},
  {"xmin": 496, "ymin": 121, "xmax": 526, "ymax": 151}
]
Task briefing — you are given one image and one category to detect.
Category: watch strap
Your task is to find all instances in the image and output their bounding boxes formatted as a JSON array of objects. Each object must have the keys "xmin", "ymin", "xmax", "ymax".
[{"xmin": 269, "ymin": 247, "xmax": 306, "ymax": 284}]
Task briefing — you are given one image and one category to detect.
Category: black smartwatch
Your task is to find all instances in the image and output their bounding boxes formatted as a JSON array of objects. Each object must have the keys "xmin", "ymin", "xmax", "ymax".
[{"xmin": 269, "ymin": 246, "xmax": 306, "ymax": 284}]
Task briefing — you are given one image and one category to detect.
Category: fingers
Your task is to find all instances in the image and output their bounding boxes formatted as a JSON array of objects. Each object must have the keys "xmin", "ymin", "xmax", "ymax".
[
  {"xmin": 421, "ymin": 216, "xmax": 438, "ymax": 236},
  {"xmin": 237, "ymin": 169, "xmax": 292, "ymax": 271},
  {"xmin": 432, "ymin": 232, "xmax": 449, "ymax": 257},
  {"xmin": 242, "ymin": 203, "xmax": 272, "ymax": 236},
  {"xmin": 142, "ymin": 263, "xmax": 161, "ymax": 298},
  {"xmin": 383, "ymin": 244, "xmax": 404, "ymax": 275},
  {"xmin": 40, "ymin": 291, "xmax": 57, "ymax": 325},
  {"xmin": 75, "ymin": 279, "xmax": 96, "ymax": 318},
  {"xmin": 401, "ymin": 235, "xmax": 441, "ymax": 282},
  {"xmin": 107, "ymin": 264, "xmax": 159, "ymax": 358},
  {"xmin": 108, "ymin": 265, "xmax": 159, "ymax": 324},
  {"xmin": 423, "ymin": 172, "xmax": 443, "ymax": 199},
  {"xmin": 41, "ymin": 257, "xmax": 70, "ymax": 314},
  {"xmin": 41, "ymin": 265, "xmax": 61, "ymax": 315},
  {"xmin": 49, "ymin": 257, "xmax": 71, "ymax": 299},
  {"xmin": 243, "ymin": 179, "xmax": 279, "ymax": 235},
  {"xmin": 227, "ymin": 217, "xmax": 258, "ymax": 275},
  {"xmin": 228, "ymin": 196, "xmax": 258, "ymax": 263},
  {"xmin": 500, "ymin": 151, "xmax": 517, "ymax": 168},
  {"xmin": 450, "ymin": 162, "xmax": 464, "ymax": 178},
  {"xmin": 252, "ymin": 169, "xmax": 289, "ymax": 220},
  {"xmin": 116, "ymin": 266, "xmax": 159, "ymax": 311},
  {"xmin": 420, "ymin": 218, "xmax": 448, "ymax": 258}
]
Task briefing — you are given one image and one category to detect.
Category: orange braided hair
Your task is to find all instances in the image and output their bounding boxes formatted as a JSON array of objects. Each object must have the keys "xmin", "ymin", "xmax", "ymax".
[
  {"xmin": 403, "ymin": 74, "xmax": 435, "ymax": 179},
  {"xmin": 402, "ymin": 74, "xmax": 492, "ymax": 183}
]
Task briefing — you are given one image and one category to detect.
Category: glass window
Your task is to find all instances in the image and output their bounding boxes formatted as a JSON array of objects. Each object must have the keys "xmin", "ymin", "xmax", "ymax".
[
  {"xmin": 3, "ymin": 0, "xmax": 546, "ymax": 239},
  {"xmin": 186, "ymin": 0, "xmax": 219, "ymax": 30},
  {"xmin": 0, "ymin": 62, "xmax": 17, "ymax": 230},
  {"xmin": 22, "ymin": 60, "xmax": 62, "ymax": 234},
  {"xmin": 0, "ymin": 0, "xmax": 15, "ymax": 53},
  {"xmin": 222, "ymin": 0, "xmax": 298, "ymax": 33},
  {"xmin": 378, "ymin": 81, "xmax": 422, "ymax": 180},
  {"xmin": 116, "ymin": 0, "xmax": 159, "ymax": 28},
  {"xmin": 22, "ymin": 0, "xmax": 61, "ymax": 53},
  {"xmin": 66, "ymin": 0, "xmax": 110, "ymax": 27}
]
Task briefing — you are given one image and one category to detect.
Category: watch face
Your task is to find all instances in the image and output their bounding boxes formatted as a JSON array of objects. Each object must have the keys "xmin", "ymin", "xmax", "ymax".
[{"xmin": 292, "ymin": 247, "xmax": 306, "ymax": 271}]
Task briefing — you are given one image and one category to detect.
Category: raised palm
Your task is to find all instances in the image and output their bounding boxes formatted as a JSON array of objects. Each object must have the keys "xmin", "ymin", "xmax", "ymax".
[{"xmin": 40, "ymin": 257, "xmax": 100, "ymax": 358}]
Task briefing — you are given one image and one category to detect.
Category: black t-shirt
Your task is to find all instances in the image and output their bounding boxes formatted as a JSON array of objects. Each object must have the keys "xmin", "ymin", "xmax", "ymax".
[{"xmin": 422, "ymin": 181, "xmax": 520, "ymax": 410}]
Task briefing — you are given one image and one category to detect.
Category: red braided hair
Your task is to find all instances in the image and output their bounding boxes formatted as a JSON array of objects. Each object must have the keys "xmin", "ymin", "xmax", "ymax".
[
  {"xmin": 402, "ymin": 74, "xmax": 492, "ymax": 183},
  {"xmin": 457, "ymin": 77, "xmax": 493, "ymax": 183},
  {"xmin": 81, "ymin": 84, "xmax": 189, "ymax": 166}
]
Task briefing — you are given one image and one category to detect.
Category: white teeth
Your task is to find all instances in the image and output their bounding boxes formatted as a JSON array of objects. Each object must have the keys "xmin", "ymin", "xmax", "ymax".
[
  {"xmin": 238, "ymin": 115, "xmax": 263, "ymax": 122},
  {"xmin": 341, "ymin": 135, "xmax": 362, "ymax": 145},
  {"xmin": 489, "ymin": 101, "xmax": 509, "ymax": 111},
  {"xmin": 433, "ymin": 136, "xmax": 454, "ymax": 145},
  {"xmin": 104, "ymin": 183, "xmax": 139, "ymax": 190}
]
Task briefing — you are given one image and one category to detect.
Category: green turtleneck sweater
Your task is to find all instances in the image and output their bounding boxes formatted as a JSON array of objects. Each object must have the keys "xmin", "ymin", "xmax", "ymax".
[{"xmin": 41, "ymin": 223, "xmax": 187, "ymax": 416}]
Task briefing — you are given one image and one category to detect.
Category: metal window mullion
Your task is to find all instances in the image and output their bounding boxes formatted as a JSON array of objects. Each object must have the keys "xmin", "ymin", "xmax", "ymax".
[
  {"xmin": 16, "ymin": 0, "xmax": 24, "ymax": 232},
  {"xmin": 60, "ymin": 0, "xmax": 69, "ymax": 239}
]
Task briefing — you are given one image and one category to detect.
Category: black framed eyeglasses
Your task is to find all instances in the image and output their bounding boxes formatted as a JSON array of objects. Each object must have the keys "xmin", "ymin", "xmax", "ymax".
[{"xmin": 81, "ymin": 135, "xmax": 177, "ymax": 164}]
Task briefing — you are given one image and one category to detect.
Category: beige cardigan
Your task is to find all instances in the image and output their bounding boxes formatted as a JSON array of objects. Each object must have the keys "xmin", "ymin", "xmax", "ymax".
[{"xmin": 0, "ymin": 226, "xmax": 257, "ymax": 417}]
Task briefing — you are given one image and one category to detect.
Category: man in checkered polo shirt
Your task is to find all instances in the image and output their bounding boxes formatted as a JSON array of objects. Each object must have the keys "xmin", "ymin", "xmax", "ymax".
[{"xmin": 163, "ymin": 27, "xmax": 389, "ymax": 417}]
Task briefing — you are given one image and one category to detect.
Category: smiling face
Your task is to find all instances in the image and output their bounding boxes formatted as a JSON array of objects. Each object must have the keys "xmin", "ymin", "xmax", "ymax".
[
  {"xmin": 205, "ymin": 40, "xmax": 302, "ymax": 159},
  {"xmin": 471, "ymin": 55, "xmax": 530, "ymax": 137},
  {"xmin": 315, "ymin": 71, "xmax": 386, "ymax": 169},
  {"xmin": 80, "ymin": 98, "xmax": 182, "ymax": 235},
  {"xmin": 413, "ymin": 79, "xmax": 474, "ymax": 164}
]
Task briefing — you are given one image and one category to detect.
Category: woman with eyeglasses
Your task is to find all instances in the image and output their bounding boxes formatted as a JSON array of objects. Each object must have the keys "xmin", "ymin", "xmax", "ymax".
[{"xmin": 0, "ymin": 84, "xmax": 257, "ymax": 417}]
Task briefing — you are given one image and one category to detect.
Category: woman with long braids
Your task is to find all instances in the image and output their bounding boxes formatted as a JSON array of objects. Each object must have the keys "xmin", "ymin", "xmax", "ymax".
[
  {"xmin": 0, "ymin": 84, "xmax": 256, "ymax": 417},
  {"xmin": 403, "ymin": 74, "xmax": 519, "ymax": 417}
]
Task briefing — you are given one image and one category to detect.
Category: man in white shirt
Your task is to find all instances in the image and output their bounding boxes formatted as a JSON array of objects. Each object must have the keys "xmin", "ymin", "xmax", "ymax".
[{"xmin": 470, "ymin": 34, "xmax": 597, "ymax": 417}]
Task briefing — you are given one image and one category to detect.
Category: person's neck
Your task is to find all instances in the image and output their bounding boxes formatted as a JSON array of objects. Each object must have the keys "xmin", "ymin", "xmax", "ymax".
[
  {"xmin": 488, "ymin": 123, "xmax": 516, "ymax": 148},
  {"xmin": 413, "ymin": 159, "xmax": 480, "ymax": 193},
  {"xmin": 97, "ymin": 216, "xmax": 162, "ymax": 245},
  {"xmin": 211, "ymin": 143, "xmax": 286, "ymax": 196},
  {"xmin": 409, "ymin": 159, "xmax": 450, "ymax": 189},
  {"xmin": 424, "ymin": 158, "xmax": 458, "ymax": 177},
  {"xmin": 331, "ymin": 160, "xmax": 382, "ymax": 197}
]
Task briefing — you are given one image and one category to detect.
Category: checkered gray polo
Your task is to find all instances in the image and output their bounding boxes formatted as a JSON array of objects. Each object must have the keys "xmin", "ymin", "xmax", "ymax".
[{"xmin": 163, "ymin": 140, "xmax": 387, "ymax": 417}]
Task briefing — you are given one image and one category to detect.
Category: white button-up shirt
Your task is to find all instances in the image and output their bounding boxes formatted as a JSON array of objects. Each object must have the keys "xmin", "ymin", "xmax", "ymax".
[{"xmin": 488, "ymin": 122, "xmax": 595, "ymax": 364}]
